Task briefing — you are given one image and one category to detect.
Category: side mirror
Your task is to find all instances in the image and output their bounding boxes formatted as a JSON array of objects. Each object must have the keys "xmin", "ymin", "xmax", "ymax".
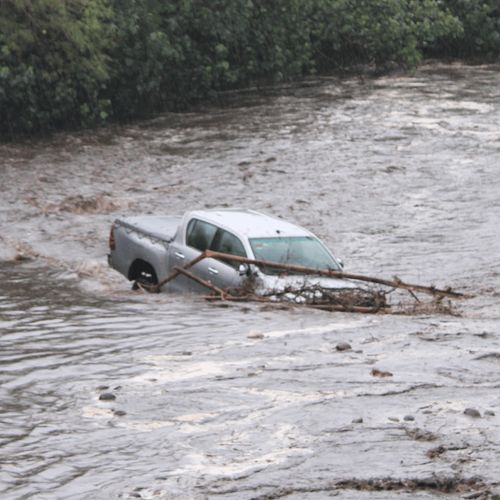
[
  {"xmin": 337, "ymin": 258, "xmax": 344, "ymax": 269},
  {"xmin": 238, "ymin": 263, "xmax": 250, "ymax": 276}
]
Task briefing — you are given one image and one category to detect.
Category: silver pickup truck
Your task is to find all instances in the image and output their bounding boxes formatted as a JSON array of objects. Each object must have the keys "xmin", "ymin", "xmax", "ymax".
[{"xmin": 108, "ymin": 209, "xmax": 353, "ymax": 294}]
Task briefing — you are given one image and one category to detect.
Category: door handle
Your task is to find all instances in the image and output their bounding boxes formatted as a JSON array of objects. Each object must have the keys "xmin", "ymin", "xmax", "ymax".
[
  {"xmin": 174, "ymin": 252, "xmax": 185, "ymax": 260},
  {"xmin": 208, "ymin": 267, "xmax": 219, "ymax": 275}
]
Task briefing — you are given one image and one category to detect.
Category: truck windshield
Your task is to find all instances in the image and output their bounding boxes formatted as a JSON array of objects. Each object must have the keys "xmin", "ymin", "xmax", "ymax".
[{"xmin": 249, "ymin": 236, "xmax": 340, "ymax": 274}]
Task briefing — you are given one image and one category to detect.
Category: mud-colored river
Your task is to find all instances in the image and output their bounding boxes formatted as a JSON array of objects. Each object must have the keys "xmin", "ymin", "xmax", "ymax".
[{"xmin": 1, "ymin": 63, "xmax": 500, "ymax": 499}]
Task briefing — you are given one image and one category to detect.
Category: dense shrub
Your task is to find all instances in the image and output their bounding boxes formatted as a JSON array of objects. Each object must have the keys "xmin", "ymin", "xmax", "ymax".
[
  {"xmin": 313, "ymin": 0, "xmax": 462, "ymax": 70},
  {"xmin": 0, "ymin": 0, "xmax": 113, "ymax": 135},
  {"xmin": 0, "ymin": 0, "xmax": 498, "ymax": 138},
  {"xmin": 430, "ymin": 0, "xmax": 500, "ymax": 57},
  {"xmin": 107, "ymin": 0, "xmax": 319, "ymax": 119}
]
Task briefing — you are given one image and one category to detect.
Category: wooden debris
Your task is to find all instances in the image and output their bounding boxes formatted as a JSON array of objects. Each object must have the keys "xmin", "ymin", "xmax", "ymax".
[
  {"xmin": 137, "ymin": 250, "xmax": 468, "ymax": 315},
  {"xmin": 203, "ymin": 251, "xmax": 469, "ymax": 299}
]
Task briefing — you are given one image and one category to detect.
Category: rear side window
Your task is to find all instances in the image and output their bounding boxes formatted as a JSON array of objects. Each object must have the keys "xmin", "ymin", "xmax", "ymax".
[
  {"xmin": 186, "ymin": 219, "xmax": 217, "ymax": 251},
  {"xmin": 186, "ymin": 219, "xmax": 247, "ymax": 269},
  {"xmin": 211, "ymin": 229, "xmax": 246, "ymax": 268}
]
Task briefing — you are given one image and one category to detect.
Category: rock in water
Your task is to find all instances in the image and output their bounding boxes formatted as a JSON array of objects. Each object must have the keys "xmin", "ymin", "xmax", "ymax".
[
  {"xmin": 247, "ymin": 331, "xmax": 264, "ymax": 339},
  {"xmin": 336, "ymin": 342, "xmax": 352, "ymax": 352},
  {"xmin": 463, "ymin": 408, "xmax": 481, "ymax": 418},
  {"xmin": 99, "ymin": 392, "xmax": 116, "ymax": 401},
  {"xmin": 371, "ymin": 368, "xmax": 393, "ymax": 378}
]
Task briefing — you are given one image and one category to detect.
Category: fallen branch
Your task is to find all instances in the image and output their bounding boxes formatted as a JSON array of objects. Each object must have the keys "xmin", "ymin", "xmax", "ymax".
[
  {"xmin": 148, "ymin": 251, "xmax": 210, "ymax": 293},
  {"xmin": 136, "ymin": 250, "xmax": 467, "ymax": 315},
  {"xmin": 303, "ymin": 304, "xmax": 382, "ymax": 314},
  {"xmin": 202, "ymin": 251, "xmax": 468, "ymax": 299}
]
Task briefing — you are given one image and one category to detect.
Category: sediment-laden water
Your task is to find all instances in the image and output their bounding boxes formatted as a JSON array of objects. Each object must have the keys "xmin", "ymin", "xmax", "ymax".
[{"xmin": 1, "ymin": 63, "xmax": 500, "ymax": 499}]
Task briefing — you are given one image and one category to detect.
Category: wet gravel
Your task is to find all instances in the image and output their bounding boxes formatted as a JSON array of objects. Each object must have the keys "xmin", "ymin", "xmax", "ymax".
[{"xmin": 1, "ymin": 63, "xmax": 500, "ymax": 499}]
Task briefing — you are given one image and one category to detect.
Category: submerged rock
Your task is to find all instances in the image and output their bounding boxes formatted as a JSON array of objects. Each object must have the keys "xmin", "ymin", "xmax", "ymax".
[
  {"xmin": 99, "ymin": 392, "xmax": 116, "ymax": 401},
  {"xmin": 336, "ymin": 342, "xmax": 352, "ymax": 352},
  {"xmin": 371, "ymin": 368, "xmax": 393, "ymax": 378},
  {"xmin": 405, "ymin": 427, "xmax": 438, "ymax": 441},
  {"xmin": 463, "ymin": 408, "xmax": 481, "ymax": 418},
  {"xmin": 247, "ymin": 331, "xmax": 264, "ymax": 339},
  {"xmin": 426, "ymin": 445, "xmax": 446, "ymax": 459}
]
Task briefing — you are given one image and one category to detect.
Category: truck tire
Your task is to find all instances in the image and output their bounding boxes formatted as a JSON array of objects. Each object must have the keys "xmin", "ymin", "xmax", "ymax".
[{"xmin": 129, "ymin": 260, "xmax": 158, "ymax": 291}]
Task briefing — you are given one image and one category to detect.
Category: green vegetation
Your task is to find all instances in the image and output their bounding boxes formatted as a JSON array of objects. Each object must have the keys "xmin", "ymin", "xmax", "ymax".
[
  {"xmin": 1, "ymin": 0, "xmax": 499, "ymax": 137},
  {"xmin": 428, "ymin": 0, "xmax": 500, "ymax": 57},
  {"xmin": 0, "ymin": 0, "xmax": 112, "ymax": 135}
]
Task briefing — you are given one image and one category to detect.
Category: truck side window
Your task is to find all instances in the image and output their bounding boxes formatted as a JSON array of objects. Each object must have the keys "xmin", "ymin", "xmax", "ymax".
[
  {"xmin": 210, "ymin": 229, "xmax": 246, "ymax": 269},
  {"xmin": 186, "ymin": 219, "xmax": 217, "ymax": 251}
]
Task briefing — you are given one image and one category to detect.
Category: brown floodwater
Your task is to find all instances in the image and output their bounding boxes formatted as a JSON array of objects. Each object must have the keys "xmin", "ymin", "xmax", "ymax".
[{"xmin": 1, "ymin": 63, "xmax": 500, "ymax": 499}]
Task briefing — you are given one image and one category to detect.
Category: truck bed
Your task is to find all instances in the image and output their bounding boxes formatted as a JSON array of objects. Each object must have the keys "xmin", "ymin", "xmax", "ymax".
[{"xmin": 116, "ymin": 215, "xmax": 182, "ymax": 243}]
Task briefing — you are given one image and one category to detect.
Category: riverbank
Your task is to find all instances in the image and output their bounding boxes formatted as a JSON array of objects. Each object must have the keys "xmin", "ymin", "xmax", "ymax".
[{"xmin": 2, "ymin": 0, "xmax": 500, "ymax": 138}]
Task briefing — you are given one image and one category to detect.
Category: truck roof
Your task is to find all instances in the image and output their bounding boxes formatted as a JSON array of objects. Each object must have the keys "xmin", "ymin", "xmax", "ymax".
[{"xmin": 189, "ymin": 209, "xmax": 312, "ymax": 239}]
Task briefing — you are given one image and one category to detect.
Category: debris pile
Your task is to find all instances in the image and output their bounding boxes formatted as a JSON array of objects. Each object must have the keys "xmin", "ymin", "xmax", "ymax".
[
  {"xmin": 263, "ymin": 285, "xmax": 388, "ymax": 313},
  {"xmin": 139, "ymin": 250, "xmax": 468, "ymax": 315}
]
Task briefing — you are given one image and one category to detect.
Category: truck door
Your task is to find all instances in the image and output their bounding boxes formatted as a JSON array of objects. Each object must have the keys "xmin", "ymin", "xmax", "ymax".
[
  {"xmin": 167, "ymin": 218, "xmax": 247, "ymax": 293},
  {"xmin": 166, "ymin": 218, "xmax": 217, "ymax": 293},
  {"xmin": 201, "ymin": 228, "xmax": 247, "ymax": 291}
]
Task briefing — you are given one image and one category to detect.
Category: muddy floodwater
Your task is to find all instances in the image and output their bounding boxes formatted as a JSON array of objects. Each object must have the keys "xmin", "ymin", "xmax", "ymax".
[{"xmin": 1, "ymin": 63, "xmax": 500, "ymax": 499}]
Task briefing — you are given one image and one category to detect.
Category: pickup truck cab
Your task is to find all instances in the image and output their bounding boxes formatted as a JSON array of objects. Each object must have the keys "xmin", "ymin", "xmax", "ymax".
[{"xmin": 108, "ymin": 209, "xmax": 351, "ymax": 294}]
